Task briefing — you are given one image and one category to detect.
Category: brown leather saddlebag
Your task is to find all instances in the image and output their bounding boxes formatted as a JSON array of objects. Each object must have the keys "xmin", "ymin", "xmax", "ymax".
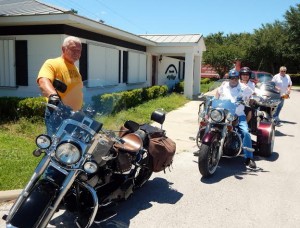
[{"xmin": 148, "ymin": 133, "xmax": 176, "ymax": 172}]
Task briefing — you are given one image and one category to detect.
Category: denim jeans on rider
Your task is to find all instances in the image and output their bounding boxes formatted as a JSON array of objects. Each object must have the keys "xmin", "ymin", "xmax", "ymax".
[
  {"xmin": 237, "ymin": 115, "xmax": 253, "ymax": 159},
  {"xmin": 273, "ymin": 98, "xmax": 284, "ymax": 121}
]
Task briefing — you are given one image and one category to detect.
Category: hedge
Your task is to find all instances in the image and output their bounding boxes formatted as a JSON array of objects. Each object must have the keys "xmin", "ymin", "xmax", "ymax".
[
  {"xmin": 92, "ymin": 85, "xmax": 168, "ymax": 114},
  {"xmin": 0, "ymin": 85, "xmax": 171, "ymax": 120},
  {"xmin": 290, "ymin": 74, "xmax": 300, "ymax": 85},
  {"xmin": 0, "ymin": 96, "xmax": 45, "ymax": 121}
]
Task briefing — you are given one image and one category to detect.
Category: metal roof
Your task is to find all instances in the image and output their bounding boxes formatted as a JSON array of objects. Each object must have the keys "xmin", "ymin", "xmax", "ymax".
[
  {"xmin": 139, "ymin": 34, "xmax": 202, "ymax": 43},
  {"xmin": 0, "ymin": 0, "xmax": 70, "ymax": 16}
]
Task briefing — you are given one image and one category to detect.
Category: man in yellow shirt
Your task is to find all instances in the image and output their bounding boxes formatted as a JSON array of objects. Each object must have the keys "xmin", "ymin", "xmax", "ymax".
[
  {"xmin": 37, "ymin": 36, "xmax": 83, "ymax": 111},
  {"xmin": 37, "ymin": 36, "xmax": 83, "ymax": 135}
]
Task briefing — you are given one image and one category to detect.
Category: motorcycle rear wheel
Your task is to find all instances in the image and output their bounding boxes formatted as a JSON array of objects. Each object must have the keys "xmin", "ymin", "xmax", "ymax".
[{"xmin": 198, "ymin": 139, "xmax": 220, "ymax": 177}]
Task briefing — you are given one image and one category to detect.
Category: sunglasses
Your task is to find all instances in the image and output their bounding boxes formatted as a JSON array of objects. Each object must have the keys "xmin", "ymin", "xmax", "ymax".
[
  {"xmin": 280, "ymin": 71, "xmax": 286, "ymax": 72},
  {"xmin": 230, "ymin": 77, "xmax": 239, "ymax": 80}
]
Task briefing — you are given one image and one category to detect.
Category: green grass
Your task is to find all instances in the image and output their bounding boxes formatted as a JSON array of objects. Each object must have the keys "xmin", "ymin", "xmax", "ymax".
[
  {"xmin": 0, "ymin": 93, "xmax": 189, "ymax": 191},
  {"xmin": 0, "ymin": 117, "xmax": 45, "ymax": 190}
]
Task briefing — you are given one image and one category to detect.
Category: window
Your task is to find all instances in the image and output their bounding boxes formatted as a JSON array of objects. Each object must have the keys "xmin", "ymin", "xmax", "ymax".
[
  {"xmin": 88, "ymin": 44, "xmax": 119, "ymax": 87},
  {"xmin": 0, "ymin": 39, "xmax": 15, "ymax": 87},
  {"xmin": 128, "ymin": 51, "xmax": 147, "ymax": 83},
  {"xmin": 0, "ymin": 39, "xmax": 28, "ymax": 87}
]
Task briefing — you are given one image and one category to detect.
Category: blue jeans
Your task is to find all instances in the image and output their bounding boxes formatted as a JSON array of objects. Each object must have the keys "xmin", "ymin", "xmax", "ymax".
[
  {"xmin": 237, "ymin": 115, "xmax": 253, "ymax": 159},
  {"xmin": 273, "ymin": 99, "xmax": 284, "ymax": 120}
]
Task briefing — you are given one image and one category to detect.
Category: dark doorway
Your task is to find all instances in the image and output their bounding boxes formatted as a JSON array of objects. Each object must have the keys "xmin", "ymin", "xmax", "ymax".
[{"xmin": 152, "ymin": 55, "xmax": 157, "ymax": 86}]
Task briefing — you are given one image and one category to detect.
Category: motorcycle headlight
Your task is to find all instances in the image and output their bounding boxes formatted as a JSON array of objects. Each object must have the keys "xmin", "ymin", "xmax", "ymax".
[
  {"xmin": 55, "ymin": 142, "xmax": 81, "ymax": 165},
  {"xmin": 36, "ymin": 134, "xmax": 51, "ymax": 149},
  {"xmin": 210, "ymin": 109, "xmax": 224, "ymax": 122},
  {"xmin": 226, "ymin": 112, "xmax": 235, "ymax": 122},
  {"xmin": 84, "ymin": 161, "xmax": 98, "ymax": 174}
]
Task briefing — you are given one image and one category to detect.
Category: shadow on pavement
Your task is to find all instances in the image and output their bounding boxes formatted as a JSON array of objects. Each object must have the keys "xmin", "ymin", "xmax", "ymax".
[
  {"xmin": 279, "ymin": 120, "xmax": 297, "ymax": 125},
  {"xmin": 49, "ymin": 177, "xmax": 182, "ymax": 228},
  {"xmin": 196, "ymin": 153, "xmax": 277, "ymax": 184},
  {"xmin": 97, "ymin": 177, "xmax": 183, "ymax": 228},
  {"xmin": 275, "ymin": 129, "xmax": 294, "ymax": 137}
]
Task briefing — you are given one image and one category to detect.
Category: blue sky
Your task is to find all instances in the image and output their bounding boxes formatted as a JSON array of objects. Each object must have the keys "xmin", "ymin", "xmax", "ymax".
[{"xmin": 41, "ymin": 0, "xmax": 299, "ymax": 36}]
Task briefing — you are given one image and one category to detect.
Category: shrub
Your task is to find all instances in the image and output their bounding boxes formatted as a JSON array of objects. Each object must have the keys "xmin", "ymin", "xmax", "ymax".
[
  {"xmin": 290, "ymin": 74, "xmax": 300, "ymax": 85},
  {"xmin": 174, "ymin": 81, "xmax": 184, "ymax": 93},
  {"xmin": 92, "ymin": 85, "xmax": 168, "ymax": 115},
  {"xmin": 0, "ymin": 97, "xmax": 45, "ymax": 121},
  {"xmin": 0, "ymin": 97, "xmax": 23, "ymax": 121},
  {"xmin": 201, "ymin": 78, "xmax": 211, "ymax": 84},
  {"xmin": 18, "ymin": 97, "xmax": 46, "ymax": 118}
]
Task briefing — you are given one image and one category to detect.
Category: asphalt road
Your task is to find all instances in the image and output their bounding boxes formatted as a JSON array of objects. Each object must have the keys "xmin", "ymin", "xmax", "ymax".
[{"xmin": 1, "ymin": 88, "xmax": 300, "ymax": 228}]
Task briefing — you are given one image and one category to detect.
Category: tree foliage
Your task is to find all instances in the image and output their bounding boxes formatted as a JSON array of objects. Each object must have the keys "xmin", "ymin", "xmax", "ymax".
[
  {"xmin": 284, "ymin": 4, "xmax": 300, "ymax": 72},
  {"xmin": 203, "ymin": 3, "xmax": 300, "ymax": 74},
  {"xmin": 203, "ymin": 32, "xmax": 250, "ymax": 77}
]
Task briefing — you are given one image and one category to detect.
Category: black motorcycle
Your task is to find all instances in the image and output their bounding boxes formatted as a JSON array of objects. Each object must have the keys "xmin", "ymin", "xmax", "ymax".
[{"xmin": 3, "ymin": 80, "xmax": 175, "ymax": 227}]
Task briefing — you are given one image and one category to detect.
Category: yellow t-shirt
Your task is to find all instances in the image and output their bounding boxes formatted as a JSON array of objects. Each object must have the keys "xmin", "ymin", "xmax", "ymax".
[{"xmin": 37, "ymin": 57, "xmax": 83, "ymax": 111}]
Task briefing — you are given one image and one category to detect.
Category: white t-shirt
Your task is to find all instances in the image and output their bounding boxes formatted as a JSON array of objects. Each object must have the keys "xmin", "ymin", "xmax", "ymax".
[
  {"xmin": 239, "ymin": 80, "xmax": 255, "ymax": 94},
  {"xmin": 247, "ymin": 80, "xmax": 255, "ymax": 92},
  {"xmin": 217, "ymin": 81, "xmax": 253, "ymax": 116},
  {"xmin": 272, "ymin": 73, "xmax": 292, "ymax": 95}
]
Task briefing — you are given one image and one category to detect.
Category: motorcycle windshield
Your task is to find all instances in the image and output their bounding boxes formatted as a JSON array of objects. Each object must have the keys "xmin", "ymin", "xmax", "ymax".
[
  {"xmin": 255, "ymin": 81, "xmax": 281, "ymax": 99},
  {"xmin": 45, "ymin": 80, "xmax": 111, "ymax": 137},
  {"xmin": 211, "ymin": 99, "xmax": 237, "ymax": 115}
]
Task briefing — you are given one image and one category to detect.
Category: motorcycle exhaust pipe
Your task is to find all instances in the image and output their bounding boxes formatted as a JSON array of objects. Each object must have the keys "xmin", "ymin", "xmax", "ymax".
[{"xmin": 243, "ymin": 146, "xmax": 255, "ymax": 153}]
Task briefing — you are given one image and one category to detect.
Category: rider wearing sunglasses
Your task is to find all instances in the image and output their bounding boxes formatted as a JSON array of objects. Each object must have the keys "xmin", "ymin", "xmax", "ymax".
[{"xmin": 215, "ymin": 69, "xmax": 256, "ymax": 169}]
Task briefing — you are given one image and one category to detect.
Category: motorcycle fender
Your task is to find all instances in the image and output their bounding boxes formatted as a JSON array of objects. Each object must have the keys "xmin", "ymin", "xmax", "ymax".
[
  {"xmin": 257, "ymin": 122, "xmax": 273, "ymax": 144},
  {"xmin": 8, "ymin": 180, "xmax": 57, "ymax": 228},
  {"xmin": 201, "ymin": 131, "xmax": 218, "ymax": 146}
]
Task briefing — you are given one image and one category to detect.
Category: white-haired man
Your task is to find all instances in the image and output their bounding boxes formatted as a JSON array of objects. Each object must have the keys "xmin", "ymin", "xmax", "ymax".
[{"xmin": 37, "ymin": 36, "xmax": 83, "ymax": 135}]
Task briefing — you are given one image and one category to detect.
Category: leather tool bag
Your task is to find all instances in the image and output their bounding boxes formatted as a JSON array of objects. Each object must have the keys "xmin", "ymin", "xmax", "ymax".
[{"xmin": 148, "ymin": 132, "xmax": 176, "ymax": 172}]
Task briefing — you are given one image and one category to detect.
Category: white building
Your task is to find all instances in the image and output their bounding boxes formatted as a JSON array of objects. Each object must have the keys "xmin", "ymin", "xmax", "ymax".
[{"xmin": 0, "ymin": 0, "xmax": 206, "ymax": 99}]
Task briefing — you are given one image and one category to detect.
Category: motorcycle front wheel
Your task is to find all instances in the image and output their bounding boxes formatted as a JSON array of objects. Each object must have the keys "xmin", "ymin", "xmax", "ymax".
[
  {"xmin": 198, "ymin": 139, "xmax": 220, "ymax": 177},
  {"xmin": 196, "ymin": 127, "xmax": 206, "ymax": 149},
  {"xmin": 8, "ymin": 180, "xmax": 57, "ymax": 228}
]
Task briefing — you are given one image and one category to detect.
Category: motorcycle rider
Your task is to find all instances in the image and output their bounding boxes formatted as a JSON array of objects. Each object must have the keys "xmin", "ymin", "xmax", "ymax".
[
  {"xmin": 272, "ymin": 66, "xmax": 292, "ymax": 125},
  {"xmin": 239, "ymin": 67, "xmax": 255, "ymax": 122},
  {"xmin": 215, "ymin": 69, "xmax": 256, "ymax": 169}
]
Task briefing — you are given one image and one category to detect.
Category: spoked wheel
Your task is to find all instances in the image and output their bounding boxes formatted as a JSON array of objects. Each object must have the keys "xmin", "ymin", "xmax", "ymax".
[
  {"xmin": 134, "ymin": 154, "xmax": 153, "ymax": 189},
  {"xmin": 198, "ymin": 139, "xmax": 220, "ymax": 177},
  {"xmin": 258, "ymin": 124, "xmax": 275, "ymax": 157}
]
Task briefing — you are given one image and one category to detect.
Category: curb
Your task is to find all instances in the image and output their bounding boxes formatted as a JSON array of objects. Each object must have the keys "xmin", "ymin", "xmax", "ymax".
[{"xmin": 0, "ymin": 189, "xmax": 22, "ymax": 203}]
